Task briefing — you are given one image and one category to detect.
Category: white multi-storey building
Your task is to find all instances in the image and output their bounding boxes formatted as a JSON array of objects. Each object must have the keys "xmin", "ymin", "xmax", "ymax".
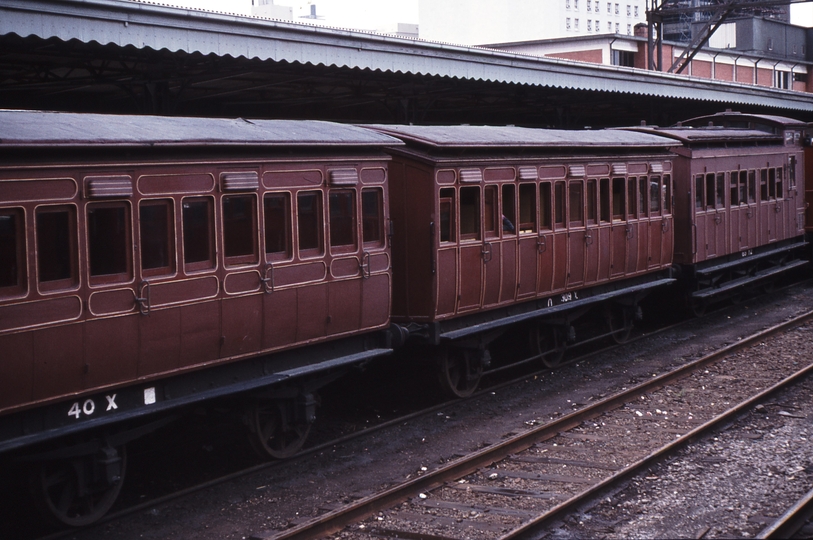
[{"xmin": 419, "ymin": 0, "xmax": 645, "ymax": 45}]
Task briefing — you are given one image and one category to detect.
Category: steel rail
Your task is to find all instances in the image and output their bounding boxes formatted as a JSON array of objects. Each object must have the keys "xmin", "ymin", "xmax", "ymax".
[
  {"xmin": 40, "ymin": 311, "xmax": 683, "ymax": 540},
  {"xmin": 757, "ymin": 487, "xmax": 813, "ymax": 539},
  {"xmin": 258, "ymin": 308, "xmax": 813, "ymax": 540},
  {"xmin": 501, "ymin": 309, "xmax": 813, "ymax": 540}
]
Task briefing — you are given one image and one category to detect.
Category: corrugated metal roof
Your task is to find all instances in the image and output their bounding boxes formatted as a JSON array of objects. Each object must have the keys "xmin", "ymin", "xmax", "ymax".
[
  {"xmin": 1, "ymin": 0, "xmax": 812, "ymax": 113},
  {"xmin": 680, "ymin": 111, "xmax": 811, "ymax": 128},
  {"xmin": 363, "ymin": 124, "xmax": 679, "ymax": 148},
  {"xmin": 0, "ymin": 109, "xmax": 403, "ymax": 147},
  {"xmin": 624, "ymin": 126, "xmax": 783, "ymax": 144}
]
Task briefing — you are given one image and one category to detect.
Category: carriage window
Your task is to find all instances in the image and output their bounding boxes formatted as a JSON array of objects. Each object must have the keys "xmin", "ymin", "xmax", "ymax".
[
  {"xmin": 663, "ymin": 175, "xmax": 671, "ymax": 214},
  {"xmin": 484, "ymin": 185, "xmax": 498, "ymax": 238},
  {"xmin": 716, "ymin": 173, "xmax": 725, "ymax": 208},
  {"xmin": 760, "ymin": 169, "xmax": 768, "ymax": 201},
  {"xmin": 502, "ymin": 184, "xmax": 516, "ymax": 235},
  {"xmin": 569, "ymin": 181, "xmax": 584, "ymax": 226},
  {"xmin": 789, "ymin": 156, "xmax": 797, "ymax": 186},
  {"xmin": 748, "ymin": 171, "xmax": 756, "ymax": 203},
  {"xmin": 519, "ymin": 183, "xmax": 536, "ymax": 233},
  {"xmin": 0, "ymin": 209, "xmax": 25, "ymax": 293},
  {"xmin": 649, "ymin": 176, "xmax": 661, "ymax": 214},
  {"xmin": 540, "ymin": 182, "xmax": 552, "ymax": 230},
  {"xmin": 611, "ymin": 177, "xmax": 625, "ymax": 219},
  {"xmin": 223, "ymin": 195, "xmax": 258, "ymax": 264},
  {"xmin": 329, "ymin": 189, "xmax": 356, "ymax": 249},
  {"xmin": 587, "ymin": 179, "xmax": 597, "ymax": 224},
  {"xmin": 140, "ymin": 200, "xmax": 174, "ymax": 275},
  {"xmin": 627, "ymin": 177, "xmax": 637, "ymax": 217},
  {"xmin": 599, "ymin": 179, "xmax": 610, "ymax": 223},
  {"xmin": 730, "ymin": 173, "xmax": 739, "ymax": 206},
  {"xmin": 88, "ymin": 203, "xmax": 130, "ymax": 281},
  {"xmin": 264, "ymin": 192, "xmax": 291, "ymax": 258},
  {"xmin": 769, "ymin": 169, "xmax": 776, "ymax": 199},
  {"xmin": 738, "ymin": 171, "xmax": 747, "ymax": 205},
  {"xmin": 297, "ymin": 191, "xmax": 323, "ymax": 255},
  {"xmin": 439, "ymin": 188, "xmax": 455, "ymax": 243},
  {"xmin": 775, "ymin": 168, "xmax": 783, "ymax": 199},
  {"xmin": 705, "ymin": 173, "xmax": 715, "ymax": 210},
  {"xmin": 695, "ymin": 175, "xmax": 704, "ymax": 210},
  {"xmin": 459, "ymin": 186, "xmax": 480, "ymax": 240},
  {"xmin": 183, "ymin": 197, "xmax": 214, "ymax": 270},
  {"xmin": 554, "ymin": 181, "xmax": 565, "ymax": 227},
  {"xmin": 36, "ymin": 206, "xmax": 77, "ymax": 289},
  {"xmin": 639, "ymin": 176, "xmax": 648, "ymax": 216},
  {"xmin": 362, "ymin": 188, "xmax": 384, "ymax": 245}
]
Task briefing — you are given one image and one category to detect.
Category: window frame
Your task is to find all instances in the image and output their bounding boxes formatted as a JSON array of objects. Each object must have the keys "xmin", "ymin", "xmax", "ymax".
[
  {"xmin": 36, "ymin": 204, "xmax": 79, "ymax": 293},
  {"xmin": 439, "ymin": 187, "xmax": 456, "ymax": 244},
  {"xmin": 181, "ymin": 196, "xmax": 216, "ymax": 274},
  {"xmin": 222, "ymin": 194, "xmax": 258, "ymax": 268},
  {"xmin": 361, "ymin": 187, "xmax": 385, "ymax": 248},
  {"xmin": 87, "ymin": 201, "xmax": 133, "ymax": 286},
  {"xmin": 139, "ymin": 199, "xmax": 176, "ymax": 279},
  {"xmin": 263, "ymin": 191, "xmax": 293, "ymax": 262},
  {"xmin": 328, "ymin": 188, "xmax": 358, "ymax": 253},
  {"xmin": 0, "ymin": 207, "xmax": 27, "ymax": 297},
  {"xmin": 296, "ymin": 190, "xmax": 325, "ymax": 259}
]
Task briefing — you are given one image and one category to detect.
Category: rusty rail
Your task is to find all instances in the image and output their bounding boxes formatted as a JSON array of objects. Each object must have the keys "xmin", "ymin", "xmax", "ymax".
[{"xmin": 257, "ymin": 309, "xmax": 813, "ymax": 540}]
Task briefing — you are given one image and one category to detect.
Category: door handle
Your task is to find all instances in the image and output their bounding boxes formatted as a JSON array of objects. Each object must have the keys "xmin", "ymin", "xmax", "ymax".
[
  {"xmin": 537, "ymin": 236, "xmax": 547, "ymax": 253},
  {"xmin": 481, "ymin": 243, "xmax": 493, "ymax": 263},
  {"xmin": 261, "ymin": 264, "xmax": 275, "ymax": 292},
  {"xmin": 136, "ymin": 280, "xmax": 151, "ymax": 316},
  {"xmin": 359, "ymin": 251, "xmax": 372, "ymax": 278}
]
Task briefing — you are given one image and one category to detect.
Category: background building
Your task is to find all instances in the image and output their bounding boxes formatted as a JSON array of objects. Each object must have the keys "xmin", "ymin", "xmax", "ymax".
[{"xmin": 418, "ymin": 0, "xmax": 647, "ymax": 45}]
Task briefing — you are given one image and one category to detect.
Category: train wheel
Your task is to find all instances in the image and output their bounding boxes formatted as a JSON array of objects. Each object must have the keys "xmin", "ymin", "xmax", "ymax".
[
  {"xmin": 690, "ymin": 299, "xmax": 707, "ymax": 317},
  {"xmin": 606, "ymin": 305, "xmax": 633, "ymax": 344},
  {"xmin": 33, "ymin": 444, "xmax": 126, "ymax": 527},
  {"xmin": 530, "ymin": 324, "xmax": 566, "ymax": 368},
  {"xmin": 437, "ymin": 348, "xmax": 483, "ymax": 398},
  {"xmin": 248, "ymin": 399, "xmax": 312, "ymax": 459}
]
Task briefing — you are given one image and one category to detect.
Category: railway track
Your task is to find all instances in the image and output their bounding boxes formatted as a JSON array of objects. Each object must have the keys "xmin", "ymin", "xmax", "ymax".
[
  {"xmin": 249, "ymin": 309, "xmax": 813, "ymax": 540},
  {"xmin": 758, "ymin": 486, "xmax": 813, "ymax": 539},
  {"xmin": 25, "ymin": 281, "xmax": 813, "ymax": 540}
]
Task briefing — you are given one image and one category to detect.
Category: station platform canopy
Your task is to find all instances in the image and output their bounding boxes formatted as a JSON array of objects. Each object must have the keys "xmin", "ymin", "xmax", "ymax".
[{"xmin": 0, "ymin": 0, "xmax": 811, "ymax": 127}]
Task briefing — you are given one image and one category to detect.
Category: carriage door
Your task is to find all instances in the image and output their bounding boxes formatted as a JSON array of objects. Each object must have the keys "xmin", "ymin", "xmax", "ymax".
[
  {"xmin": 624, "ymin": 177, "xmax": 641, "ymax": 272},
  {"xmin": 775, "ymin": 166, "xmax": 788, "ymax": 241},
  {"xmin": 788, "ymin": 155, "xmax": 804, "ymax": 237},
  {"xmin": 457, "ymin": 183, "xmax": 484, "ymax": 312},
  {"xmin": 517, "ymin": 182, "xmax": 539, "ymax": 299},
  {"xmin": 729, "ymin": 170, "xmax": 751, "ymax": 252},
  {"xmin": 661, "ymin": 174, "xmax": 674, "ymax": 264},
  {"xmin": 584, "ymin": 178, "xmax": 601, "ymax": 284},
  {"xmin": 596, "ymin": 178, "xmax": 612, "ymax": 282},
  {"xmin": 482, "ymin": 184, "xmax": 502, "ymax": 307},
  {"xmin": 647, "ymin": 174, "xmax": 663, "ymax": 269},
  {"xmin": 699, "ymin": 172, "xmax": 723, "ymax": 259},
  {"xmin": 537, "ymin": 181, "xmax": 555, "ymax": 293},
  {"xmin": 566, "ymin": 178, "xmax": 586, "ymax": 288},
  {"xmin": 635, "ymin": 176, "xmax": 650, "ymax": 273},
  {"xmin": 551, "ymin": 181, "xmax": 568, "ymax": 291},
  {"xmin": 609, "ymin": 177, "xmax": 627, "ymax": 278},
  {"xmin": 499, "ymin": 183, "xmax": 518, "ymax": 302},
  {"xmin": 759, "ymin": 168, "xmax": 779, "ymax": 244},
  {"xmin": 436, "ymin": 188, "xmax": 458, "ymax": 316}
]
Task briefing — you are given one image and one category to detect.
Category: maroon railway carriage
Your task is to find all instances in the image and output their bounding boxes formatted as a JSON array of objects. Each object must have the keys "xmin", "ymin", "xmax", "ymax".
[
  {"xmin": 629, "ymin": 112, "xmax": 811, "ymax": 314},
  {"xmin": 0, "ymin": 110, "xmax": 400, "ymax": 525},
  {"xmin": 366, "ymin": 125, "xmax": 679, "ymax": 397}
]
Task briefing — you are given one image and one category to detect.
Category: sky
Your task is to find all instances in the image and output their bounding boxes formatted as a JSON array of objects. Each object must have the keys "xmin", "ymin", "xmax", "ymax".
[
  {"xmin": 145, "ymin": 0, "xmax": 810, "ymax": 30},
  {"xmin": 145, "ymin": 0, "xmax": 418, "ymax": 30}
]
